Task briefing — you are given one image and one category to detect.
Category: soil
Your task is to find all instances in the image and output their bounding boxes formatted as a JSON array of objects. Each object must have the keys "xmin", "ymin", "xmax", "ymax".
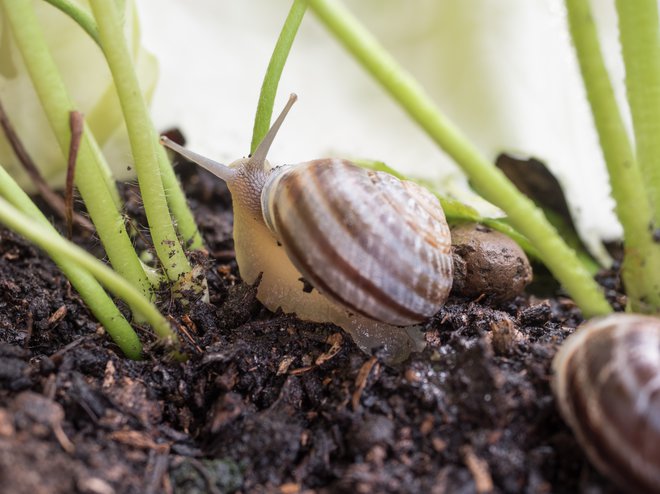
[{"xmin": 0, "ymin": 163, "xmax": 622, "ymax": 494}]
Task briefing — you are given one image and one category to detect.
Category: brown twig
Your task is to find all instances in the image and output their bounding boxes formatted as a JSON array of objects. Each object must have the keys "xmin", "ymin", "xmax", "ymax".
[
  {"xmin": 169, "ymin": 315, "xmax": 203, "ymax": 354},
  {"xmin": 352, "ymin": 356, "xmax": 379, "ymax": 411},
  {"xmin": 461, "ymin": 445, "xmax": 494, "ymax": 493},
  {"xmin": 0, "ymin": 99, "xmax": 93, "ymax": 233},
  {"xmin": 145, "ymin": 452, "xmax": 170, "ymax": 494},
  {"xmin": 66, "ymin": 111, "xmax": 85, "ymax": 238}
]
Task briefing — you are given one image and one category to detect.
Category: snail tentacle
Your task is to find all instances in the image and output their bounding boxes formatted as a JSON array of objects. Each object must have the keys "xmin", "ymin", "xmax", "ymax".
[{"xmin": 160, "ymin": 136, "xmax": 236, "ymax": 183}]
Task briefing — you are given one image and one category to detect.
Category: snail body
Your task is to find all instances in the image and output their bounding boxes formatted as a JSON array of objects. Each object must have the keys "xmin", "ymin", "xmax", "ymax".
[
  {"xmin": 162, "ymin": 94, "xmax": 453, "ymax": 361},
  {"xmin": 552, "ymin": 313, "xmax": 660, "ymax": 493}
]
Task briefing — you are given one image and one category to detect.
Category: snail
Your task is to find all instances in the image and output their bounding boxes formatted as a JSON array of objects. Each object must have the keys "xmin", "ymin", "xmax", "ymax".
[
  {"xmin": 161, "ymin": 94, "xmax": 453, "ymax": 362},
  {"xmin": 552, "ymin": 313, "xmax": 660, "ymax": 493}
]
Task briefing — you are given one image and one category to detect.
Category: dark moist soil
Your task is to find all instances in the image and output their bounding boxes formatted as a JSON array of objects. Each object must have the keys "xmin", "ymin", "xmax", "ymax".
[{"xmin": 0, "ymin": 163, "xmax": 623, "ymax": 494}]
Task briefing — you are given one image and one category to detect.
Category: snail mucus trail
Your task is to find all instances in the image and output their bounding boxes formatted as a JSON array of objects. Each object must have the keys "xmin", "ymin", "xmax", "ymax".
[{"xmin": 161, "ymin": 94, "xmax": 453, "ymax": 362}]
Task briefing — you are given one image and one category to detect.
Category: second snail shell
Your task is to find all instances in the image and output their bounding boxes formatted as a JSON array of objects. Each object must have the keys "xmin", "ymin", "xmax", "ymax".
[{"xmin": 552, "ymin": 314, "xmax": 660, "ymax": 493}]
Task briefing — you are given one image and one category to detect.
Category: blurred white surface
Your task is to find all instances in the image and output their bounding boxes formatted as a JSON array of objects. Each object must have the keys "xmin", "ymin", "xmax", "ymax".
[{"xmin": 137, "ymin": 0, "xmax": 626, "ymax": 251}]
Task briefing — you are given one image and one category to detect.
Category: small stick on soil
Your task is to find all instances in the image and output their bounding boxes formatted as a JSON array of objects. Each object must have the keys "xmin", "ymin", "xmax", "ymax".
[
  {"xmin": 145, "ymin": 452, "xmax": 169, "ymax": 494},
  {"xmin": 461, "ymin": 445, "xmax": 494, "ymax": 493},
  {"xmin": 352, "ymin": 356, "xmax": 379, "ymax": 411},
  {"xmin": 66, "ymin": 111, "xmax": 84, "ymax": 239},
  {"xmin": 48, "ymin": 336, "xmax": 86, "ymax": 364},
  {"xmin": 52, "ymin": 421, "xmax": 75, "ymax": 453},
  {"xmin": 0, "ymin": 100, "xmax": 93, "ymax": 233},
  {"xmin": 212, "ymin": 249, "xmax": 236, "ymax": 261},
  {"xmin": 170, "ymin": 315, "xmax": 203, "ymax": 354},
  {"xmin": 47, "ymin": 305, "xmax": 68, "ymax": 328}
]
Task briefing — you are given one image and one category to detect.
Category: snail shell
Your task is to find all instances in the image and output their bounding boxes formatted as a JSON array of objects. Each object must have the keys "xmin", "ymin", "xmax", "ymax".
[
  {"xmin": 161, "ymin": 94, "xmax": 453, "ymax": 361},
  {"xmin": 552, "ymin": 313, "xmax": 660, "ymax": 493},
  {"xmin": 261, "ymin": 159, "xmax": 453, "ymax": 326}
]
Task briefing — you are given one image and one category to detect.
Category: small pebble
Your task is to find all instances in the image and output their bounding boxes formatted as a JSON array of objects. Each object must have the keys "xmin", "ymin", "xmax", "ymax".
[{"xmin": 450, "ymin": 223, "xmax": 532, "ymax": 302}]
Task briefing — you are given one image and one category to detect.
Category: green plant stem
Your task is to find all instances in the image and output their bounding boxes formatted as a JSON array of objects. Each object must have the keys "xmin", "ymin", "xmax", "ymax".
[
  {"xmin": 567, "ymin": 0, "xmax": 660, "ymax": 312},
  {"xmin": 536, "ymin": 209, "xmax": 600, "ymax": 276},
  {"xmin": 251, "ymin": 0, "xmax": 308, "ymax": 152},
  {"xmin": 616, "ymin": 0, "xmax": 660, "ymax": 224},
  {"xmin": 42, "ymin": 0, "xmax": 100, "ymax": 46},
  {"xmin": 3, "ymin": 0, "xmax": 152, "ymax": 299},
  {"xmin": 89, "ymin": 0, "xmax": 193, "ymax": 283},
  {"xmin": 44, "ymin": 0, "xmax": 203, "ymax": 250},
  {"xmin": 0, "ymin": 194, "xmax": 181, "ymax": 351},
  {"xmin": 154, "ymin": 139, "xmax": 203, "ymax": 250},
  {"xmin": 84, "ymin": 126, "xmax": 123, "ymax": 210},
  {"xmin": 0, "ymin": 165, "xmax": 142, "ymax": 358},
  {"xmin": 11, "ymin": 1, "xmax": 119, "ymax": 207},
  {"xmin": 127, "ymin": 0, "xmax": 204, "ymax": 251},
  {"xmin": 309, "ymin": 0, "xmax": 612, "ymax": 317}
]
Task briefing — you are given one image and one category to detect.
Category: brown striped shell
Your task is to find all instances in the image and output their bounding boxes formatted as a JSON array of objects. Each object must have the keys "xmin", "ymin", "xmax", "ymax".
[
  {"xmin": 260, "ymin": 158, "xmax": 453, "ymax": 326},
  {"xmin": 552, "ymin": 314, "xmax": 660, "ymax": 493}
]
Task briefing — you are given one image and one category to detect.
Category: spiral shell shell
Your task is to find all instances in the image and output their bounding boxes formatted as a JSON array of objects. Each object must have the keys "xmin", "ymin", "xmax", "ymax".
[
  {"xmin": 260, "ymin": 158, "xmax": 453, "ymax": 326},
  {"xmin": 552, "ymin": 313, "xmax": 660, "ymax": 493}
]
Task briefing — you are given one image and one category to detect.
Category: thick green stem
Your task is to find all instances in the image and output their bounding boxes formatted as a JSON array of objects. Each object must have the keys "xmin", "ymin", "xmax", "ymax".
[
  {"xmin": 251, "ymin": 0, "xmax": 308, "ymax": 152},
  {"xmin": 0, "ymin": 165, "xmax": 141, "ymax": 358},
  {"xmin": 154, "ymin": 139, "xmax": 203, "ymax": 250},
  {"xmin": 39, "ymin": 0, "xmax": 120, "ymax": 210},
  {"xmin": 0, "ymin": 195, "xmax": 180, "ymax": 350},
  {"xmin": 309, "ymin": 0, "xmax": 612, "ymax": 317},
  {"xmin": 42, "ymin": 0, "xmax": 99, "ymax": 45},
  {"xmin": 3, "ymin": 0, "xmax": 152, "ymax": 299},
  {"xmin": 567, "ymin": 0, "xmax": 660, "ymax": 312},
  {"xmin": 89, "ymin": 0, "xmax": 192, "ymax": 283},
  {"xmin": 616, "ymin": 0, "xmax": 660, "ymax": 224},
  {"xmin": 43, "ymin": 0, "xmax": 202, "ymax": 249}
]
